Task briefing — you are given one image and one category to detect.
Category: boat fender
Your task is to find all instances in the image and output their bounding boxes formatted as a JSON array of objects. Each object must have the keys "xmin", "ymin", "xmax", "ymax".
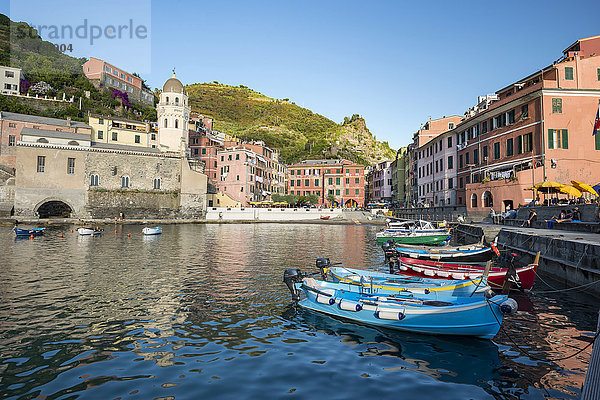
[
  {"xmin": 484, "ymin": 289, "xmax": 496, "ymax": 299},
  {"xmin": 500, "ymin": 298, "xmax": 518, "ymax": 314},
  {"xmin": 316, "ymin": 294, "xmax": 336, "ymax": 305},
  {"xmin": 376, "ymin": 310, "xmax": 405, "ymax": 321},
  {"xmin": 424, "ymin": 289, "xmax": 430, "ymax": 295},
  {"xmin": 339, "ymin": 300, "xmax": 362, "ymax": 312}
]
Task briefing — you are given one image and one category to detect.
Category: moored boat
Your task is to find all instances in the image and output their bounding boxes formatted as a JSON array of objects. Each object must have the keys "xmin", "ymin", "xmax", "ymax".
[
  {"xmin": 326, "ymin": 264, "xmax": 491, "ymax": 297},
  {"xmin": 384, "ymin": 242, "xmax": 493, "ymax": 262},
  {"xmin": 376, "ymin": 219, "xmax": 450, "ymax": 245},
  {"xmin": 320, "ymin": 215, "xmax": 330, "ymax": 220},
  {"xmin": 77, "ymin": 227, "xmax": 104, "ymax": 235},
  {"xmin": 394, "ymin": 256, "xmax": 539, "ymax": 291},
  {"xmin": 142, "ymin": 226, "xmax": 163, "ymax": 235},
  {"xmin": 283, "ymin": 269, "xmax": 517, "ymax": 339},
  {"xmin": 14, "ymin": 227, "xmax": 45, "ymax": 237}
]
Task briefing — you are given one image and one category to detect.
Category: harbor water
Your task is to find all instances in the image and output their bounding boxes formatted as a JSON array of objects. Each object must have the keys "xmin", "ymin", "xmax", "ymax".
[{"xmin": 0, "ymin": 223, "xmax": 597, "ymax": 399}]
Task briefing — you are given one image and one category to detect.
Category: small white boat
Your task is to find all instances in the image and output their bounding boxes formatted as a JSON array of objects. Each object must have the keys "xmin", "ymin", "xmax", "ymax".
[
  {"xmin": 142, "ymin": 227, "xmax": 162, "ymax": 235},
  {"xmin": 77, "ymin": 227, "xmax": 104, "ymax": 235}
]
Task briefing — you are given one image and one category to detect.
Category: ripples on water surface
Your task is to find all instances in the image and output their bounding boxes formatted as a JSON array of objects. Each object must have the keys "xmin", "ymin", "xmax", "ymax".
[{"xmin": 0, "ymin": 224, "xmax": 597, "ymax": 399}]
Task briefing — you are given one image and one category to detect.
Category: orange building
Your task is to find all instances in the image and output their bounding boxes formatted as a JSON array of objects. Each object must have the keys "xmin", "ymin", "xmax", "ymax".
[{"xmin": 455, "ymin": 35, "xmax": 600, "ymax": 213}]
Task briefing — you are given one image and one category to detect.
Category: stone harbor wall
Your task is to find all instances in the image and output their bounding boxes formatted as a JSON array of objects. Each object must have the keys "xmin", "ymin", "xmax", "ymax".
[
  {"xmin": 0, "ymin": 185, "xmax": 14, "ymax": 217},
  {"xmin": 86, "ymin": 190, "xmax": 181, "ymax": 219}
]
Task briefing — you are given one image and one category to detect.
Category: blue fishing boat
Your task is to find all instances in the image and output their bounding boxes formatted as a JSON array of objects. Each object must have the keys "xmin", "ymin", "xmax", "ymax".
[
  {"xmin": 283, "ymin": 269, "xmax": 516, "ymax": 339},
  {"xmin": 142, "ymin": 226, "xmax": 162, "ymax": 235},
  {"xmin": 14, "ymin": 227, "xmax": 45, "ymax": 237},
  {"xmin": 386, "ymin": 242, "xmax": 493, "ymax": 263},
  {"xmin": 326, "ymin": 265, "xmax": 491, "ymax": 297}
]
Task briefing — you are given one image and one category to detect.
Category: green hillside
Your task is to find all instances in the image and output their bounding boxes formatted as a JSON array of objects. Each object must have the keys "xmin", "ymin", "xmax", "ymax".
[{"xmin": 186, "ymin": 83, "xmax": 395, "ymax": 165}]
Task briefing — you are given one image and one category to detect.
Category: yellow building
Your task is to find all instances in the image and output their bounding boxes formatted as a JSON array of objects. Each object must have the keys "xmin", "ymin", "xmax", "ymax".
[{"xmin": 88, "ymin": 114, "xmax": 158, "ymax": 148}]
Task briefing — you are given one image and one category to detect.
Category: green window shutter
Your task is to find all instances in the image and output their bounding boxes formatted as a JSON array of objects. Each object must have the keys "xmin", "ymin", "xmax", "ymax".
[
  {"xmin": 548, "ymin": 129, "xmax": 554, "ymax": 149},
  {"xmin": 562, "ymin": 129, "xmax": 568, "ymax": 149},
  {"xmin": 517, "ymin": 135, "xmax": 523, "ymax": 154},
  {"xmin": 595, "ymin": 132, "xmax": 600, "ymax": 150}
]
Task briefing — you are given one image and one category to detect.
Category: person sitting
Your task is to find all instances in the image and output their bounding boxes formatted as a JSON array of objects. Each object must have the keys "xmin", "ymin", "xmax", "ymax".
[
  {"xmin": 572, "ymin": 207, "xmax": 582, "ymax": 222},
  {"xmin": 505, "ymin": 209, "xmax": 518, "ymax": 220},
  {"xmin": 521, "ymin": 209, "xmax": 537, "ymax": 227},
  {"xmin": 549, "ymin": 209, "xmax": 573, "ymax": 223}
]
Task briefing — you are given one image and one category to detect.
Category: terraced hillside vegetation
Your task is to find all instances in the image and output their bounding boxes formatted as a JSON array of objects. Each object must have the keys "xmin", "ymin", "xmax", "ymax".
[{"xmin": 186, "ymin": 83, "xmax": 395, "ymax": 165}]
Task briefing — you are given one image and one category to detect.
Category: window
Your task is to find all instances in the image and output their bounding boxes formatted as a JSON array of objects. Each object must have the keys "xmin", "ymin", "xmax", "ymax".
[
  {"xmin": 36, "ymin": 156, "xmax": 45, "ymax": 172},
  {"xmin": 447, "ymin": 136, "xmax": 452, "ymax": 148},
  {"xmin": 8, "ymin": 122, "xmax": 16, "ymax": 128},
  {"xmin": 448, "ymin": 178, "xmax": 453, "ymax": 189},
  {"xmin": 552, "ymin": 98, "xmax": 562, "ymax": 114},
  {"xmin": 335, "ymin": 189, "xmax": 340, "ymax": 195},
  {"xmin": 5, "ymin": 70, "xmax": 14, "ymax": 78},
  {"xmin": 328, "ymin": 177, "xmax": 333, "ymax": 185},
  {"xmin": 315, "ymin": 179, "xmax": 319, "ymax": 186},
  {"xmin": 597, "ymin": 68, "xmax": 600, "ymax": 81},
  {"xmin": 296, "ymin": 179, "xmax": 300, "ymax": 187},
  {"xmin": 493, "ymin": 142, "xmax": 500, "ymax": 159},
  {"xmin": 67, "ymin": 158, "xmax": 75, "ymax": 174},
  {"xmin": 471, "ymin": 194, "xmax": 477, "ymax": 208},
  {"xmin": 4, "ymin": 83, "xmax": 11, "ymax": 90},
  {"xmin": 459, "ymin": 154, "xmax": 463, "ymax": 169},
  {"xmin": 565, "ymin": 66, "xmax": 574, "ymax": 80},
  {"xmin": 151, "ymin": 178, "xmax": 161, "ymax": 189},
  {"xmin": 201, "ymin": 148, "xmax": 206, "ymax": 155},
  {"xmin": 508, "ymin": 109, "xmax": 515, "ymax": 124},
  {"xmin": 521, "ymin": 104, "xmax": 528, "ymax": 119},
  {"xmin": 523, "ymin": 132, "xmax": 534, "ymax": 152},
  {"xmin": 290, "ymin": 180, "xmax": 294, "ymax": 187},
  {"xmin": 97, "ymin": 130, "xmax": 104, "ymax": 139},
  {"xmin": 355, "ymin": 189, "xmax": 360, "ymax": 195},
  {"xmin": 135, "ymin": 135, "xmax": 140, "ymax": 144},
  {"xmin": 236, "ymin": 154, "xmax": 239, "ymax": 160},
  {"xmin": 473, "ymin": 149, "xmax": 479, "ymax": 165},
  {"xmin": 112, "ymin": 132, "xmax": 118, "ymax": 141},
  {"xmin": 335, "ymin": 177, "xmax": 340, "ymax": 185},
  {"xmin": 345, "ymin": 178, "xmax": 349, "ymax": 184},
  {"xmin": 447, "ymin": 155, "xmax": 453, "ymax": 169},
  {"xmin": 121, "ymin": 176, "xmax": 130, "ymax": 188},
  {"xmin": 459, "ymin": 177, "xmax": 463, "ymax": 188},
  {"xmin": 466, "ymin": 176, "xmax": 470, "ymax": 184},
  {"xmin": 482, "ymin": 146, "xmax": 488, "ymax": 161},
  {"xmin": 355, "ymin": 168, "xmax": 359, "ymax": 174},
  {"xmin": 305, "ymin": 179, "xmax": 309, "ymax": 186},
  {"xmin": 8, "ymin": 135, "xmax": 15, "ymax": 146},
  {"xmin": 448, "ymin": 122, "xmax": 454, "ymax": 130},
  {"xmin": 237, "ymin": 175, "xmax": 240, "ymax": 181},
  {"xmin": 482, "ymin": 121, "xmax": 487, "ymax": 134},
  {"xmin": 465, "ymin": 152, "xmax": 470, "ymax": 165},
  {"xmin": 336, "ymin": 169, "xmax": 341, "ymax": 174},
  {"xmin": 90, "ymin": 174, "xmax": 99, "ymax": 186},
  {"xmin": 355, "ymin": 178, "xmax": 359, "ymax": 184},
  {"xmin": 175, "ymin": 97, "xmax": 179, "ymax": 104},
  {"xmin": 596, "ymin": 131, "xmax": 600, "ymax": 150},
  {"xmin": 290, "ymin": 170, "xmax": 295, "ymax": 175},
  {"xmin": 175, "ymin": 119, "xmax": 179, "ymax": 129},
  {"xmin": 506, "ymin": 138, "xmax": 514, "ymax": 157},
  {"xmin": 345, "ymin": 188, "xmax": 349, "ymax": 195},
  {"xmin": 548, "ymin": 129, "xmax": 568, "ymax": 149}
]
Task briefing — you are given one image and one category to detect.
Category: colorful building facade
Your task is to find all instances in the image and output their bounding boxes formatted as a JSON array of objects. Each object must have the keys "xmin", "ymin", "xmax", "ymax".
[
  {"xmin": 455, "ymin": 35, "xmax": 600, "ymax": 213},
  {"xmin": 287, "ymin": 159, "xmax": 365, "ymax": 207}
]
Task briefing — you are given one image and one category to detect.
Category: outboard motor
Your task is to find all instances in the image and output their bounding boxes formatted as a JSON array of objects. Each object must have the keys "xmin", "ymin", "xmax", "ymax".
[
  {"xmin": 500, "ymin": 298, "xmax": 518, "ymax": 315},
  {"xmin": 315, "ymin": 258, "xmax": 331, "ymax": 280},
  {"xmin": 283, "ymin": 269, "xmax": 304, "ymax": 302}
]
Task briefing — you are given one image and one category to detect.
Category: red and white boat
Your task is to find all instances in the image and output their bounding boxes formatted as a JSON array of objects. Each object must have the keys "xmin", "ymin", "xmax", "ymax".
[{"xmin": 395, "ymin": 256, "xmax": 539, "ymax": 291}]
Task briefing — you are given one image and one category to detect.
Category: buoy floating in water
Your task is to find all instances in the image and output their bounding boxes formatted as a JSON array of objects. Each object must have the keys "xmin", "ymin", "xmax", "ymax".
[
  {"xmin": 127, "ymin": 233, "xmax": 131, "ymax": 237},
  {"xmin": 70, "ymin": 229, "xmax": 73, "ymax": 233},
  {"xmin": 59, "ymin": 233, "xmax": 63, "ymax": 238},
  {"xmin": 30, "ymin": 234, "xmax": 34, "ymax": 239},
  {"xmin": 115, "ymin": 229, "xmax": 117, "ymax": 234}
]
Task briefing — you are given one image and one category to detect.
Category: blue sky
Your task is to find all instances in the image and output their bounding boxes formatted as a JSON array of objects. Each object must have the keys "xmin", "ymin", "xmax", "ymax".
[{"xmin": 2, "ymin": 0, "xmax": 600, "ymax": 150}]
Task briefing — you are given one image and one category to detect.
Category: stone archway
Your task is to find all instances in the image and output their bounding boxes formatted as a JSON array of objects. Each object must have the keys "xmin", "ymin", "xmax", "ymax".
[
  {"xmin": 36, "ymin": 200, "xmax": 73, "ymax": 218},
  {"xmin": 482, "ymin": 191, "xmax": 493, "ymax": 208}
]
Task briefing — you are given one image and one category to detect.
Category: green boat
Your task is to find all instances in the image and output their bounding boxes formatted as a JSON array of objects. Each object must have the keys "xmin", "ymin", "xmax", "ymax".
[
  {"xmin": 376, "ymin": 233, "xmax": 451, "ymax": 245},
  {"xmin": 376, "ymin": 219, "xmax": 451, "ymax": 245}
]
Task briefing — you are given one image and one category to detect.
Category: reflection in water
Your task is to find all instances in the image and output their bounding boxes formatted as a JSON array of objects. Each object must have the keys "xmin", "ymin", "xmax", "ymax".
[{"xmin": 0, "ymin": 224, "xmax": 596, "ymax": 399}]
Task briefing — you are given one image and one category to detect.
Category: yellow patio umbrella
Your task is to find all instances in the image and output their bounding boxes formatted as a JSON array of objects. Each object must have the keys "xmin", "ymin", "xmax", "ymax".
[
  {"xmin": 557, "ymin": 184, "xmax": 582, "ymax": 197},
  {"xmin": 571, "ymin": 180, "xmax": 599, "ymax": 197},
  {"xmin": 532, "ymin": 180, "xmax": 563, "ymax": 193}
]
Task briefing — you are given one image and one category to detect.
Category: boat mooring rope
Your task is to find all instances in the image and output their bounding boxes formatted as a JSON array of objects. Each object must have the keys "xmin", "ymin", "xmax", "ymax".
[{"xmin": 487, "ymin": 299, "xmax": 600, "ymax": 362}]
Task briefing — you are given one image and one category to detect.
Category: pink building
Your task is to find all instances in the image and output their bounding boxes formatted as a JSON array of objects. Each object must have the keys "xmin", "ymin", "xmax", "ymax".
[
  {"xmin": 455, "ymin": 35, "xmax": 600, "ymax": 213},
  {"xmin": 215, "ymin": 142, "xmax": 287, "ymax": 205},
  {"xmin": 83, "ymin": 57, "xmax": 154, "ymax": 106},
  {"xmin": 0, "ymin": 111, "xmax": 91, "ymax": 168},
  {"xmin": 288, "ymin": 159, "xmax": 365, "ymax": 207},
  {"xmin": 410, "ymin": 116, "xmax": 463, "ymax": 207}
]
